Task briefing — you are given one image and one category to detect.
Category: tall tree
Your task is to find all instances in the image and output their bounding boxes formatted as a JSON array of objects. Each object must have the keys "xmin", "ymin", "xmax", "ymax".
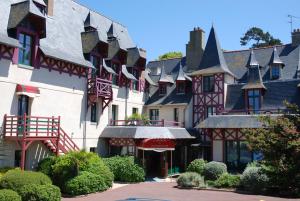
[
  {"xmin": 158, "ymin": 51, "xmax": 183, "ymax": 61},
  {"xmin": 240, "ymin": 27, "xmax": 282, "ymax": 48}
]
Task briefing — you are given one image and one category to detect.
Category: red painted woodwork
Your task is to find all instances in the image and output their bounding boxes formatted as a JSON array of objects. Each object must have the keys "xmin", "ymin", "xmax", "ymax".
[
  {"xmin": 192, "ymin": 73, "xmax": 225, "ymax": 126},
  {"xmin": 207, "ymin": 128, "xmax": 246, "ymax": 141},
  {"xmin": 109, "ymin": 138, "xmax": 135, "ymax": 146},
  {"xmin": 87, "ymin": 77, "xmax": 113, "ymax": 111},
  {"xmin": 16, "ymin": 84, "xmax": 40, "ymax": 94},
  {"xmin": 137, "ymin": 139, "xmax": 176, "ymax": 149},
  {"xmin": 0, "ymin": 44, "xmax": 14, "ymax": 60},
  {"xmin": 3, "ymin": 114, "xmax": 79, "ymax": 170}
]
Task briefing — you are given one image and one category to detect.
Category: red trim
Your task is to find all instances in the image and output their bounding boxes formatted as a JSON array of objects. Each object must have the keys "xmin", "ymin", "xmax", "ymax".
[
  {"xmin": 137, "ymin": 139, "xmax": 175, "ymax": 149},
  {"xmin": 16, "ymin": 84, "xmax": 40, "ymax": 94}
]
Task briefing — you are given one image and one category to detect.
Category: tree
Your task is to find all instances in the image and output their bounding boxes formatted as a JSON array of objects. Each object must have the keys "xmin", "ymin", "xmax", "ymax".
[
  {"xmin": 243, "ymin": 102, "xmax": 300, "ymax": 196},
  {"xmin": 158, "ymin": 51, "xmax": 183, "ymax": 61},
  {"xmin": 240, "ymin": 27, "xmax": 282, "ymax": 48}
]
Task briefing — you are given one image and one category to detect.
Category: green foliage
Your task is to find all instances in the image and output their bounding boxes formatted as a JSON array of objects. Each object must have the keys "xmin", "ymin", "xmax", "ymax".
[
  {"xmin": 103, "ymin": 156, "xmax": 145, "ymax": 183},
  {"xmin": 19, "ymin": 184, "xmax": 61, "ymax": 201},
  {"xmin": 240, "ymin": 167, "xmax": 269, "ymax": 193},
  {"xmin": 177, "ymin": 172, "xmax": 206, "ymax": 188},
  {"xmin": 64, "ymin": 171, "xmax": 107, "ymax": 196},
  {"xmin": 243, "ymin": 102, "xmax": 300, "ymax": 195},
  {"xmin": 0, "ymin": 167, "xmax": 16, "ymax": 180},
  {"xmin": 211, "ymin": 173, "xmax": 240, "ymax": 188},
  {"xmin": 186, "ymin": 159, "xmax": 206, "ymax": 175},
  {"xmin": 0, "ymin": 189, "xmax": 21, "ymax": 201},
  {"xmin": 37, "ymin": 156, "xmax": 57, "ymax": 177},
  {"xmin": 0, "ymin": 169, "xmax": 51, "ymax": 193},
  {"xmin": 158, "ymin": 51, "xmax": 183, "ymax": 61},
  {"xmin": 203, "ymin": 161, "xmax": 227, "ymax": 181},
  {"xmin": 126, "ymin": 113, "xmax": 150, "ymax": 126},
  {"xmin": 240, "ymin": 27, "xmax": 282, "ymax": 48}
]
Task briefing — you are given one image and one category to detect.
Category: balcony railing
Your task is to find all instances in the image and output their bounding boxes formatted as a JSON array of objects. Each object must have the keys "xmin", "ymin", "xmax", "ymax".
[
  {"xmin": 109, "ymin": 119, "xmax": 184, "ymax": 128},
  {"xmin": 88, "ymin": 77, "xmax": 112, "ymax": 99},
  {"xmin": 219, "ymin": 108, "xmax": 287, "ymax": 115}
]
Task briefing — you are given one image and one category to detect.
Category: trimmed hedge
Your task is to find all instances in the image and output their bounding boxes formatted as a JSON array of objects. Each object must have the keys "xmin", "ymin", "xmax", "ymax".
[
  {"xmin": 177, "ymin": 172, "xmax": 206, "ymax": 188},
  {"xmin": 0, "ymin": 169, "xmax": 52, "ymax": 193},
  {"xmin": 19, "ymin": 184, "xmax": 61, "ymax": 201},
  {"xmin": 240, "ymin": 167, "xmax": 269, "ymax": 193},
  {"xmin": 0, "ymin": 189, "xmax": 21, "ymax": 201},
  {"xmin": 211, "ymin": 173, "xmax": 240, "ymax": 188},
  {"xmin": 203, "ymin": 161, "xmax": 227, "ymax": 181},
  {"xmin": 65, "ymin": 171, "xmax": 107, "ymax": 196},
  {"xmin": 37, "ymin": 156, "xmax": 57, "ymax": 177},
  {"xmin": 103, "ymin": 156, "xmax": 145, "ymax": 182},
  {"xmin": 186, "ymin": 159, "xmax": 206, "ymax": 175},
  {"xmin": 0, "ymin": 167, "xmax": 16, "ymax": 180}
]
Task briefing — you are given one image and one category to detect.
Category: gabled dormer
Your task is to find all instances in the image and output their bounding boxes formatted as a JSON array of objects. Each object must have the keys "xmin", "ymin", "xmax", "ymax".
[
  {"xmin": 242, "ymin": 50, "xmax": 266, "ymax": 113},
  {"xmin": 269, "ymin": 47, "xmax": 285, "ymax": 80},
  {"xmin": 158, "ymin": 65, "xmax": 174, "ymax": 96},
  {"xmin": 176, "ymin": 63, "xmax": 191, "ymax": 94}
]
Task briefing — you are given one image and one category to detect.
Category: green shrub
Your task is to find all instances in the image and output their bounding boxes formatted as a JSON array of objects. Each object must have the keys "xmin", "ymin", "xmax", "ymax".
[
  {"xmin": 0, "ymin": 167, "xmax": 16, "ymax": 180},
  {"xmin": 103, "ymin": 156, "xmax": 145, "ymax": 182},
  {"xmin": 0, "ymin": 169, "xmax": 52, "ymax": 193},
  {"xmin": 37, "ymin": 156, "xmax": 57, "ymax": 177},
  {"xmin": 203, "ymin": 161, "xmax": 227, "ymax": 181},
  {"xmin": 187, "ymin": 159, "xmax": 206, "ymax": 175},
  {"xmin": 212, "ymin": 173, "xmax": 240, "ymax": 188},
  {"xmin": 19, "ymin": 184, "xmax": 61, "ymax": 201},
  {"xmin": 0, "ymin": 189, "xmax": 21, "ymax": 201},
  {"xmin": 64, "ymin": 171, "xmax": 107, "ymax": 196},
  {"xmin": 240, "ymin": 167, "xmax": 269, "ymax": 193},
  {"xmin": 177, "ymin": 172, "xmax": 206, "ymax": 188}
]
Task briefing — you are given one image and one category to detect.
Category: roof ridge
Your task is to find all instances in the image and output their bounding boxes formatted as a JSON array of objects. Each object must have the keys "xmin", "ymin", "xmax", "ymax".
[
  {"xmin": 224, "ymin": 44, "xmax": 288, "ymax": 53},
  {"xmin": 70, "ymin": 0, "xmax": 127, "ymax": 28},
  {"xmin": 148, "ymin": 57, "xmax": 183, "ymax": 63}
]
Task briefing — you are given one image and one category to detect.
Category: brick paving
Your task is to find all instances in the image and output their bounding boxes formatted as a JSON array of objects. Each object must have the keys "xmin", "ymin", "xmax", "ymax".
[{"xmin": 62, "ymin": 182, "xmax": 299, "ymax": 201}]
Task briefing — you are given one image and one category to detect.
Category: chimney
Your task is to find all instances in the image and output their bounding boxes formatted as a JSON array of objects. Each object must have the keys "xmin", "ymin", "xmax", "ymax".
[
  {"xmin": 45, "ymin": 0, "xmax": 54, "ymax": 16},
  {"xmin": 292, "ymin": 29, "xmax": 300, "ymax": 46},
  {"xmin": 186, "ymin": 27, "xmax": 205, "ymax": 72}
]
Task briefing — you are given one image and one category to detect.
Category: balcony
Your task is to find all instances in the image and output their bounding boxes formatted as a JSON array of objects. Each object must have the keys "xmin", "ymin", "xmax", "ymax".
[
  {"xmin": 219, "ymin": 108, "xmax": 286, "ymax": 115},
  {"xmin": 109, "ymin": 119, "xmax": 184, "ymax": 128}
]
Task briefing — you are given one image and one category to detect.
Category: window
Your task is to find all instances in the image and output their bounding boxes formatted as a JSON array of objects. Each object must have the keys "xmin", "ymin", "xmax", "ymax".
[
  {"xmin": 132, "ymin": 69, "xmax": 139, "ymax": 91},
  {"xmin": 91, "ymin": 103, "xmax": 97, "ymax": 123},
  {"xmin": 159, "ymin": 84, "xmax": 167, "ymax": 95},
  {"xmin": 90, "ymin": 55, "xmax": 101, "ymax": 78},
  {"xmin": 225, "ymin": 141, "xmax": 253, "ymax": 171},
  {"xmin": 18, "ymin": 33, "xmax": 33, "ymax": 66},
  {"xmin": 247, "ymin": 89, "xmax": 261, "ymax": 113},
  {"xmin": 206, "ymin": 106, "xmax": 216, "ymax": 118},
  {"xmin": 112, "ymin": 105, "xmax": 118, "ymax": 125},
  {"xmin": 150, "ymin": 109, "xmax": 159, "ymax": 123},
  {"xmin": 111, "ymin": 63, "xmax": 119, "ymax": 85},
  {"xmin": 203, "ymin": 75, "xmax": 215, "ymax": 93},
  {"xmin": 177, "ymin": 82, "xmax": 185, "ymax": 94},
  {"xmin": 132, "ymin": 108, "xmax": 138, "ymax": 115},
  {"xmin": 90, "ymin": 147, "xmax": 97, "ymax": 153},
  {"xmin": 270, "ymin": 65, "xmax": 280, "ymax": 80},
  {"xmin": 174, "ymin": 108, "xmax": 179, "ymax": 123}
]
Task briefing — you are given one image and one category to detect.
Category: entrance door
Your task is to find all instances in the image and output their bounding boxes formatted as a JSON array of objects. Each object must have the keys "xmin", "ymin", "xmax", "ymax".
[{"xmin": 17, "ymin": 95, "xmax": 29, "ymax": 135}]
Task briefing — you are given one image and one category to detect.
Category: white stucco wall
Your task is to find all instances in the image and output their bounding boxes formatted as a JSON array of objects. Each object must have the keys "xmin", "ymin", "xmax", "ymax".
[{"xmin": 213, "ymin": 140, "xmax": 223, "ymax": 162}]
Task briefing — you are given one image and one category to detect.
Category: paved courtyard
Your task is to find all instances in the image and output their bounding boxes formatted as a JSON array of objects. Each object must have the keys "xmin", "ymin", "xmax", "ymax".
[{"xmin": 62, "ymin": 182, "xmax": 299, "ymax": 201}]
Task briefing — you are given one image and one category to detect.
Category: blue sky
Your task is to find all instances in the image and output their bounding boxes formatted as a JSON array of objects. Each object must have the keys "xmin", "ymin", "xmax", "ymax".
[{"xmin": 79, "ymin": 0, "xmax": 300, "ymax": 61}]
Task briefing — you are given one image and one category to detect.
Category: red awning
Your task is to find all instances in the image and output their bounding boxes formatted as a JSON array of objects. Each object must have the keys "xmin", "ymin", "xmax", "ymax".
[
  {"xmin": 137, "ymin": 139, "xmax": 176, "ymax": 151},
  {"xmin": 16, "ymin": 84, "xmax": 40, "ymax": 98}
]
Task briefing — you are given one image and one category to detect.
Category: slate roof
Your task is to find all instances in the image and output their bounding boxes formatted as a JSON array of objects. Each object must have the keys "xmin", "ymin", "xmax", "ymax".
[
  {"xmin": 270, "ymin": 47, "xmax": 285, "ymax": 66},
  {"xmin": 100, "ymin": 126, "xmax": 194, "ymax": 139},
  {"xmin": 0, "ymin": 0, "xmax": 136, "ymax": 68},
  {"xmin": 121, "ymin": 65, "xmax": 137, "ymax": 80}
]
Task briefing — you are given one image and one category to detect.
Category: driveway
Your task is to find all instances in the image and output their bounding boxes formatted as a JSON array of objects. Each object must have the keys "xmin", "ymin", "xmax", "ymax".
[{"xmin": 62, "ymin": 182, "xmax": 299, "ymax": 201}]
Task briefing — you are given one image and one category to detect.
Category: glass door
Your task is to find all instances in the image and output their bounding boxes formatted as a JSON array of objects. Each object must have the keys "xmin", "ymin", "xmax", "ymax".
[{"xmin": 17, "ymin": 95, "xmax": 29, "ymax": 135}]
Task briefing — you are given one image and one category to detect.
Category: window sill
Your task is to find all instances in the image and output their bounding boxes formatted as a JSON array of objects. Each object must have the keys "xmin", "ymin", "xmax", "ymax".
[
  {"xmin": 90, "ymin": 122, "xmax": 97, "ymax": 126},
  {"xmin": 112, "ymin": 85, "xmax": 119, "ymax": 89},
  {"xmin": 18, "ymin": 64, "xmax": 34, "ymax": 70},
  {"xmin": 131, "ymin": 90, "xmax": 139, "ymax": 93}
]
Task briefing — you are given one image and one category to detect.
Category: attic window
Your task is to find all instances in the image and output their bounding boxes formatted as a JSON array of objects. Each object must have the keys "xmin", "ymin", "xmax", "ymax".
[
  {"xmin": 177, "ymin": 82, "xmax": 185, "ymax": 94},
  {"xmin": 159, "ymin": 83, "xmax": 167, "ymax": 96},
  {"xmin": 34, "ymin": 2, "xmax": 46, "ymax": 15},
  {"xmin": 270, "ymin": 65, "xmax": 281, "ymax": 80},
  {"xmin": 203, "ymin": 75, "xmax": 214, "ymax": 93},
  {"xmin": 247, "ymin": 89, "xmax": 261, "ymax": 114}
]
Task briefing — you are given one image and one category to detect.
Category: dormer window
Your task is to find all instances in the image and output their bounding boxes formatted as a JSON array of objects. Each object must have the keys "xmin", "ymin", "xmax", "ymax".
[
  {"xmin": 159, "ymin": 83, "xmax": 167, "ymax": 95},
  {"xmin": 132, "ymin": 69, "xmax": 139, "ymax": 91},
  {"xmin": 203, "ymin": 75, "xmax": 214, "ymax": 93},
  {"xmin": 90, "ymin": 55, "xmax": 102, "ymax": 79},
  {"xmin": 18, "ymin": 33, "xmax": 33, "ymax": 66},
  {"xmin": 177, "ymin": 82, "xmax": 185, "ymax": 94},
  {"xmin": 270, "ymin": 65, "xmax": 281, "ymax": 80},
  {"xmin": 111, "ymin": 63, "xmax": 120, "ymax": 86},
  {"xmin": 247, "ymin": 89, "xmax": 261, "ymax": 114}
]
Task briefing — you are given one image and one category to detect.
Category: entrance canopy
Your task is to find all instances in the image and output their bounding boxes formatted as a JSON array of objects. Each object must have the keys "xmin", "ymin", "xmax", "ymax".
[
  {"xmin": 16, "ymin": 84, "xmax": 40, "ymax": 98},
  {"xmin": 137, "ymin": 139, "xmax": 175, "ymax": 151}
]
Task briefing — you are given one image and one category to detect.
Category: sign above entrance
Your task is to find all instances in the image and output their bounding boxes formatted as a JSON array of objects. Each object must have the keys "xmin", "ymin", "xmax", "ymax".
[
  {"xmin": 137, "ymin": 139, "xmax": 175, "ymax": 150},
  {"xmin": 16, "ymin": 84, "xmax": 40, "ymax": 98}
]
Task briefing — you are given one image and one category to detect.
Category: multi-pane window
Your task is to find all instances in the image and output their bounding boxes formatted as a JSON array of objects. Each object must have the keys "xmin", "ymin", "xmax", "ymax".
[
  {"xmin": 174, "ymin": 108, "xmax": 179, "ymax": 122},
  {"xmin": 177, "ymin": 82, "xmax": 185, "ymax": 94},
  {"xmin": 111, "ymin": 63, "xmax": 119, "ymax": 85},
  {"xmin": 247, "ymin": 89, "xmax": 261, "ymax": 113},
  {"xmin": 150, "ymin": 109, "xmax": 159, "ymax": 122},
  {"xmin": 112, "ymin": 105, "xmax": 118, "ymax": 125},
  {"xmin": 132, "ymin": 107, "xmax": 138, "ymax": 115},
  {"xmin": 18, "ymin": 33, "xmax": 33, "ymax": 66},
  {"xmin": 90, "ymin": 103, "xmax": 97, "ymax": 123},
  {"xmin": 90, "ymin": 55, "xmax": 101, "ymax": 79},
  {"xmin": 203, "ymin": 75, "xmax": 214, "ymax": 93},
  {"xmin": 132, "ymin": 69, "xmax": 139, "ymax": 91},
  {"xmin": 159, "ymin": 84, "xmax": 167, "ymax": 95},
  {"xmin": 206, "ymin": 106, "xmax": 216, "ymax": 118},
  {"xmin": 225, "ymin": 141, "xmax": 253, "ymax": 171},
  {"xmin": 271, "ymin": 65, "xmax": 280, "ymax": 80}
]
